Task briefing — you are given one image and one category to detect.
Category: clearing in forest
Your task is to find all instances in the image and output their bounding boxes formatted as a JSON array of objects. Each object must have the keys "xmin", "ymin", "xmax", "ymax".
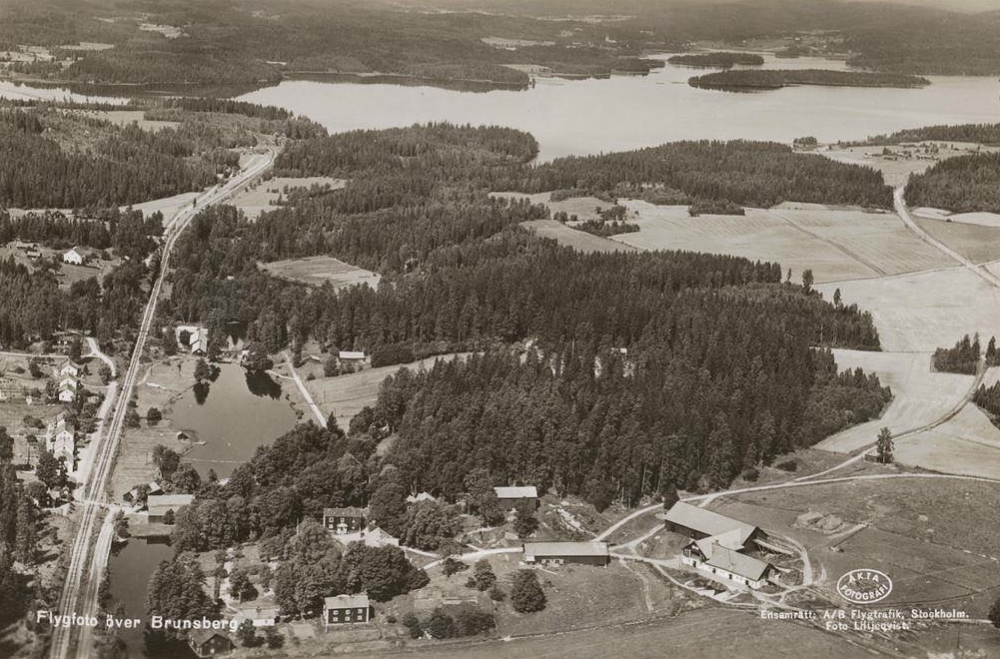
[{"xmin": 261, "ymin": 255, "xmax": 380, "ymax": 289}]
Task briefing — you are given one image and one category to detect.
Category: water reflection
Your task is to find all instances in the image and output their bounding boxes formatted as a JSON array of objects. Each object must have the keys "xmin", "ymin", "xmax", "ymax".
[{"xmin": 174, "ymin": 363, "xmax": 297, "ymax": 478}]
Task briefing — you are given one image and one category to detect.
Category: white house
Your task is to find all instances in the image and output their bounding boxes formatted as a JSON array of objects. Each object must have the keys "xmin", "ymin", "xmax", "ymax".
[
  {"xmin": 338, "ymin": 350, "xmax": 366, "ymax": 362},
  {"xmin": 59, "ymin": 376, "xmax": 78, "ymax": 391},
  {"xmin": 175, "ymin": 325, "xmax": 207, "ymax": 355},
  {"xmin": 62, "ymin": 248, "xmax": 84, "ymax": 265},
  {"xmin": 58, "ymin": 383, "xmax": 76, "ymax": 403},
  {"xmin": 59, "ymin": 361, "xmax": 80, "ymax": 379}
]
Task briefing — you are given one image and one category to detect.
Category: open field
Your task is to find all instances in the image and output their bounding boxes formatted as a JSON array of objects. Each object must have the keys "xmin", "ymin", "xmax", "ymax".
[
  {"xmin": 912, "ymin": 216, "xmax": 1000, "ymax": 264},
  {"xmin": 260, "ymin": 255, "xmax": 380, "ymax": 289},
  {"xmin": 817, "ymin": 350, "xmax": 973, "ymax": 453},
  {"xmin": 821, "ymin": 145, "xmax": 934, "ymax": 188},
  {"xmin": 332, "ymin": 607, "xmax": 884, "ymax": 659},
  {"xmin": 821, "ymin": 141, "xmax": 1000, "ymax": 188},
  {"xmin": 230, "ymin": 176, "xmax": 345, "ymax": 219},
  {"xmin": 613, "ymin": 201, "xmax": 954, "ymax": 283},
  {"xmin": 892, "ymin": 404, "xmax": 1000, "ymax": 478},
  {"xmin": 814, "ymin": 266, "xmax": 1000, "ymax": 352},
  {"xmin": 127, "ymin": 191, "xmax": 199, "ymax": 220},
  {"xmin": 304, "ymin": 353, "xmax": 469, "ymax": 430},
  {"xmin": 0, "ymin": 245, "xmax": 119, "ymax": 289},
  {"xmin": 113, "ymin": 357, "xmax": 195, "ymax": 499},
  {"xmin": 947, "ymin": 212, "xmax": 1000, "ymax": 228},
  {"xmin": 491, "ymin": 191, "xmax": 614, "ymax": 221},
  {"xmin": 715, "ymin": 477, "xmax": 1000, "ymax": 617},
  {"xmin": 69, "ymin": 109, "xmax": 178, "ymax": 132},
  {"xmin": 520, "ymin": 219, "xmax": 639, "ymax": 253}
]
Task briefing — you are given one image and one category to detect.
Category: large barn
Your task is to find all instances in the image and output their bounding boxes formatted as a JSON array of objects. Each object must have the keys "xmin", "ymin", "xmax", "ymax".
[
  {"xmin": 661, "ymin": 502, "xmax": 773, "ymax": 589},
  {"xmin": 523, "ymin": 541, "xmax": 610, "ymax": 566}
]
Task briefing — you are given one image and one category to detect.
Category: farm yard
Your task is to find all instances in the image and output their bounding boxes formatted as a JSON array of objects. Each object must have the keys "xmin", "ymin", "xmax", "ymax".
[{"xmin": 261, "ymin": 255, "xmax": 380, "ymax": 289}]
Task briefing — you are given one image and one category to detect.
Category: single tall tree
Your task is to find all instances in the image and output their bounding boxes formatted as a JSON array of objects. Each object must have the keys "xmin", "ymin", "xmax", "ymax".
[{"xmin": 876, "ymin": 427, "xmax": 894, "ymax": 464}]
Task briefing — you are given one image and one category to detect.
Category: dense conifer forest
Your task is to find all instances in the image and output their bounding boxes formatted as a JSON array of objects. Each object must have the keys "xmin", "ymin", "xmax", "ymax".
[
  {"xmin": 853, "ymin": 123, "xmax": 1000, "ymax": 146},
  {"xmin": 905, "ymin": 153, "xmax": 1000, "ymax": 214},
  {"xmin": 495, "ymin": 140, "xmax": 893, "ymax": 209},
  {"xmin": 157, "ymin": 122, "xmax": 888, "ymax": 520},
  {"xmin": 0, "ymin": 107, "xmax": 221, "ymax": 208},
  {"xmin": 0, "ymin": 208, "xmax": 160, "ymax": 348}
]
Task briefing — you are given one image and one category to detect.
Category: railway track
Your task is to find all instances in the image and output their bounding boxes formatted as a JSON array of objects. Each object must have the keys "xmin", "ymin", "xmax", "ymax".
[{"xmin": 48, "ymin": 148, "xmax": 276, "ymax": 659}]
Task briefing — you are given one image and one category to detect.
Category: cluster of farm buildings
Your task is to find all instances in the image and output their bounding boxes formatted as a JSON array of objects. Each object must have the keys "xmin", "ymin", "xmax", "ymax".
[{"xmin": 131, "ymin": 483, "xmax": 779, "ymax": 657}]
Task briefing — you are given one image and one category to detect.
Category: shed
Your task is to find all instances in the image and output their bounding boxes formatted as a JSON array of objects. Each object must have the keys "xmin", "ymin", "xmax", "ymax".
[
  {"xmin": 147, "ymin": 494, "xmax": 194, "ymax": 522},
  {"xmin": 187, "ymin": 630, "xmax": 234, "ymax": 658}
]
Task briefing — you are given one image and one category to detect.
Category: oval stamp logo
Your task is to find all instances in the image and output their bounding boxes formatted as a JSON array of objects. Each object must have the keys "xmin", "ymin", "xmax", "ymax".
[{"xmin": 837, "ymin": 569, "xmax": 893, "ymax": 604}]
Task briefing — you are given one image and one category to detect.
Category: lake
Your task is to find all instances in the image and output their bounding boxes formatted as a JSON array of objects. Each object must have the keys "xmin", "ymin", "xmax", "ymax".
[
  {"xmin": 239, "ymin": 53, "xmax": 1000, "ymax": 162},
  {"xmin": 173, "ymin": 363, "xmax": 298, "ymax": 478}
]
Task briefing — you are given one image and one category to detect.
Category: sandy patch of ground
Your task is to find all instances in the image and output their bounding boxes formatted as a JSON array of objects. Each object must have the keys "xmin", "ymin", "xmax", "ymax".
[
  {"xmin": 260, "ymin": 255, "xmax": 379, "ymax": 289},
  {"xmin": 814, "ymin": 266, "xmax": 1000, "ymax": 352},
  {"xmin": 817, "ymin": 350, "xmax": 973, "ymax": 453},
  {"xmin": 230, "ymin": 176, "xmax": 345, "ymax": 219},
  {"xmin": 304, "ymin": 353, "xmax": 468, "ymax": 430},
  {"xmin": 521, "ymin": 219, "xmax": 639, "ymax": 253}
]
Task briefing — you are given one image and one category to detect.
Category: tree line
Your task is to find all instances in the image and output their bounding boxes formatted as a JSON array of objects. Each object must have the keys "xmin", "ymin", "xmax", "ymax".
[{"xmin": 905, "ymin": 152, "xmax": 1000, "ymax": 214}]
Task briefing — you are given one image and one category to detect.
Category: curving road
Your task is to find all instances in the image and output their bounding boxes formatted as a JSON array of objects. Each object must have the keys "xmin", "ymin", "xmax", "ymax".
[{"xmin": 49, "ymin": 148, "xmax": 276, "ymax": 659}]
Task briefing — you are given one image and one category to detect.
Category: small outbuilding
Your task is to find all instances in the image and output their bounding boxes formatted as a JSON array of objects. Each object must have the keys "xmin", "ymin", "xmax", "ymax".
[{"xmin": 523, "ymin": 541, "xmax": 610, "ymax": 566}]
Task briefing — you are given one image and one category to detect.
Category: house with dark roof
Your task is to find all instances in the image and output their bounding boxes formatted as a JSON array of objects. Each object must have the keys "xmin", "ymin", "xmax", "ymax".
[
  {"xmin": 523, "ymin": 541, "xmax": 610, "ymax": 566},
  {"xmin": 323, "ymin": 594, "xmax": 372, "ymax": 626},
  {"xmin": 187, "ymin": 630, "xmax": 234, "ymax": 657},
  {"xmin": 323, "ymin": 507, "xmax": 366, "ymax": 534},
  {"xmin": 662, "ymin": 501, "xmax": 772, "ymax": 589}
]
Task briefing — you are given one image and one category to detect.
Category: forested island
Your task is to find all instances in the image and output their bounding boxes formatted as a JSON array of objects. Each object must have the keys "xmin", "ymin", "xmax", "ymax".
[
  {"xmin": 688, "ymin": 69, "xmax": 930, "ymax": 91},
  {"xmin": 667, "ymin": 52, "xmax": 764, "ymax": 68}
]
